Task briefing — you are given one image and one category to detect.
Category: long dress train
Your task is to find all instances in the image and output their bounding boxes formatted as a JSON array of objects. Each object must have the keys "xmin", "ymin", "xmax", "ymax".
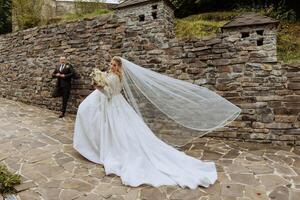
[{"xmin": 73, "ymin": 72, "xmax": 217, "ymax": 189}]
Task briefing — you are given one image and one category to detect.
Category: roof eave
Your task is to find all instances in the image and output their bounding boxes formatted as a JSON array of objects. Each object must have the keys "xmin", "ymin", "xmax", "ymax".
[
  {"xmin": 115, "ymin": 0, "xmax": 175, "ymax": 10},
  {"xmin": 221, "ymin": 21, "xmax": 279, "ymax": 31}
]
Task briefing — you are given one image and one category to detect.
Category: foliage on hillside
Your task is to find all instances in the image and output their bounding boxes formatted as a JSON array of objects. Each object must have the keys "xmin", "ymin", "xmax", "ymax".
[
  {"xmin": 0, "ymin": 0, "xmax": 12, "ymax": 34},
  {"xmin": 171, "ymin": 0, "xmax": 299, "ymax": 19},
  {"xmin": 11, "ymin": 0, "xmax": 111, "ymax": 30},
  {"xmin": 175, "ymin": 12, "xmax": 239, "ymax": 38},
  {"xmin": 13, "ymin": 0, "xmax": 43, "ymax": 30},
  {"xmin": 277, "ymin": 22, "xmax": 300, "ymax": 63},
  {"xmin": 5, "ymin": 1, "xmax": 300, "ymax": 63},
  {"xmin": 59, "ymin": 9, "xmax": 111, "ymax": 23}
]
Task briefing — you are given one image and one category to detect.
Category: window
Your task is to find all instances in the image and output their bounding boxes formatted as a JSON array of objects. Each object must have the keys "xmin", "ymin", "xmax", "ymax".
[
  {"xmin": 241, "ymin": 32, "xmax": 250, "ymax": 38},
  {"xmin": 257, "ymin": 38, "xmax": 264, "ymax": 46},
  {"xmin": 139, "ymin": 14, "xmax": 145, "ymax": 22},
  {"xmin": 256, "ymin": 30, "xmax": 264, "ymax": 36},
  {"xmin": 152, "ymin": 11, "xmax": 157, "ymax": 19}
]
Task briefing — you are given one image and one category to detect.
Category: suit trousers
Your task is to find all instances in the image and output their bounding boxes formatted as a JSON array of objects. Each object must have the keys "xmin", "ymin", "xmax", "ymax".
[{"xmin": 61, "ymin": 86, "xmax": 71, "ymax": 114}]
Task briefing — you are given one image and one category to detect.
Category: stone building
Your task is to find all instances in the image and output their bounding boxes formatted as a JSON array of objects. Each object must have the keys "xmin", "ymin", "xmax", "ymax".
[
  {"xmin": 115, "ymin": 0, "xmax": 176, "ymax": 38},
  {"xmin": 221, "ymin": 13, "xmax": 279, "ymax": 63},
  {"xmin": 2, "ymin": 0, "xmax": 299, "ymax": 145}
]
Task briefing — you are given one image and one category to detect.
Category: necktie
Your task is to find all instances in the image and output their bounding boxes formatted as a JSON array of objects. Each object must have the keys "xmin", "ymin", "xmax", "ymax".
[{"xmin": 60, "ymin": 64, "xmax": 65, "ymax": 72}]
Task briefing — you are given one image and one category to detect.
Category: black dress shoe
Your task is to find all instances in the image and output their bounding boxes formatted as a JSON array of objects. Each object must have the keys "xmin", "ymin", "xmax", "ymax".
[{"xmin": 59, "ymin": 113, "xmax": 65, "ymax": 118}]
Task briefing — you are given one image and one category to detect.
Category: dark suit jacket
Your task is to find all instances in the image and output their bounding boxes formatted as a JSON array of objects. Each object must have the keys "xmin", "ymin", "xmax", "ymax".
[{"xmin": 52, "ymin": 63, "xmax": 74, "ymax": 97}]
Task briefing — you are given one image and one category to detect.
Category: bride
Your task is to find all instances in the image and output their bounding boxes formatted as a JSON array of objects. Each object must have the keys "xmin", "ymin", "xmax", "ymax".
[{"xmin": 73, "ymin": 56, "xmax": 241, "ymax": 189}]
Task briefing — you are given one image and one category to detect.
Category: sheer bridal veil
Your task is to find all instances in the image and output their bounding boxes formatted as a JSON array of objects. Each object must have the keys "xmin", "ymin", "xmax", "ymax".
[{"xmin": 120, "ymin": 57, "xmax": 241, "ymax": 145}]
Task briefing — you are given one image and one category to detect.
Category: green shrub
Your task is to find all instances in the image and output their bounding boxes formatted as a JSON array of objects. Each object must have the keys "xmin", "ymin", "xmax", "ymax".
[
  {"xmin": 185, "ymin": 11, "xmax": 239, "ymax": 21},
  {"xmin": 175, "ymin": 18, "xmax": 227, "ymax": 38},
  {"xmin": 0, "ymin": 164, "xmax": 21, "ymax": 194},
  {"xmin": 175, "ymin": 12, "xmax": 237, "ymax": 38},
  {"xmin": 277, "ymin": 22, "xmax": 300, "ymax": 63},
  {"xmin": 171, "ymin": 0, "xmax": 299, "ymax": 19},
  {"xmin": 58, "ymin": 8, "xmax": 112, "ymax": 23},
  {"xmin": 13, "ymin": 0, "xmax": 43, "ymax": 30},
  {"xmin": 0, "ymin": 0, "xmax": 12, "ymax": 34},
  {"xmin": 74, "ymin": 0, "xmax": 106, "ymax": 15},
  {"xmin": 234, "ymin": 4, "xmax": 296, "ymax": 22},
  {"xmin": 265, "ymin": 4, "xmax": 296, "ymax": 22}
]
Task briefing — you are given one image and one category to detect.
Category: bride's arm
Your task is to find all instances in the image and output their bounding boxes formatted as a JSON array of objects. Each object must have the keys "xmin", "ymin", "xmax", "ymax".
[
  {"xmin": 95, "ymin": 76, "xmax": 114, "ymax": 100},
  {"xmin": 96, "ymin": 85, "xmax": 111, "ymax": 98}
]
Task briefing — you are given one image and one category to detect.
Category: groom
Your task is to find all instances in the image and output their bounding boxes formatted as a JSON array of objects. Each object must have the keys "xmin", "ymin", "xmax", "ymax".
[{"xmin": 52, "ymin": 56, "xmax": 74, "ymax": 118}]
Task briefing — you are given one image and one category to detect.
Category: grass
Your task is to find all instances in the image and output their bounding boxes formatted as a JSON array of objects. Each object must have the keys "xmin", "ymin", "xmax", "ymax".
[
  {"xmin": 277, "ymin": 21, "xmax": 300, "ymax": 63},
  {"xmin": 46, "ymin": 8, "xmax": 112, "ymax": 24},
  {"xmin": 61, "ymin": 9, "xmax": 111, "ymax": 21},
  {"xmin": 0, "ymin": 164, "xmax": 21, "ymax": 194},
  {"xmin": 175, "ymin": 12, "xmax": 300, "ymax": 63},
  {"xmin": 175, "ymin": 11, "xmax": 239, "ymax": 38},
  {"xmin": 175, "ymin": 18, "xmax": 227, "ymax": 38}
]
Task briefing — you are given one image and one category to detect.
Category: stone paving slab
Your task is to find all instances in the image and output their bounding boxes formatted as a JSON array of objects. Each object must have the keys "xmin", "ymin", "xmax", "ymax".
[{"xmin": 1, "ymin": 98, "xmax": 300, "ymax": 200}]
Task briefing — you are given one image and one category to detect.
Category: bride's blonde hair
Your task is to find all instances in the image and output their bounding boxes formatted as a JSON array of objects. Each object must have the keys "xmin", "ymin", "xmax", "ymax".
[{"xmin": 110, "ymin": 56, "xmax": 123, "ymax": 81}]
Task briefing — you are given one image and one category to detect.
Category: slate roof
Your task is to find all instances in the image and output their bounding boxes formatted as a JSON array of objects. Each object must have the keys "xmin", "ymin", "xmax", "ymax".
[
  {"xmin": 116, "ymin": 0, "xmax": 175, "ymax": 10},
  {"xmin": 222, "ymin": 12, "xmax": 279, "ymax": 29}
]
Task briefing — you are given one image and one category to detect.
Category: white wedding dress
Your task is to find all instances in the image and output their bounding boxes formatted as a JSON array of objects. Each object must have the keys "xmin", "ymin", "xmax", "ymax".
[{"xmin": 73, "ymin": 72, "xmax": 218, "ymax": 189}]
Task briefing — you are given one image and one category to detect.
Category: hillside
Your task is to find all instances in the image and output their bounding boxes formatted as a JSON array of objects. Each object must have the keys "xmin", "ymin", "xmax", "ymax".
[
  {"xmin": 175, "ymin": 12, "xmax": 300, "ymax": 64},
  {"xmin": 58, "ymin": 10, "xmax": 300, "ymax": 64}
]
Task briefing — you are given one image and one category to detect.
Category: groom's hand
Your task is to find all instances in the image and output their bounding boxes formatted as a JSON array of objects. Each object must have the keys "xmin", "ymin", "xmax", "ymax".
[{"xmin": 55, "ymin": 73, "xmax": 61, "ymax": 77}]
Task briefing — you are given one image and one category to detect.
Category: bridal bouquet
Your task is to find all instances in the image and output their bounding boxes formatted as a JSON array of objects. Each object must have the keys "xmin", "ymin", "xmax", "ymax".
[{"xmin": 90, "ymin": 68, "xmax": 108, "ymax": 88}]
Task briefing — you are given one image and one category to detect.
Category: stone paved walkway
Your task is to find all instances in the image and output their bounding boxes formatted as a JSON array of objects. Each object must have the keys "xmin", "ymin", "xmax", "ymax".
[{"xmin": 1, "ymin": 98, "xmax": 300, "ymax": 200}]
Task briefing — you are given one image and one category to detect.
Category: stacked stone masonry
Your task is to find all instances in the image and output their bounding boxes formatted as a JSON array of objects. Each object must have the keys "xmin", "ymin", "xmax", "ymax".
[{"xmin": 0, "ymin": 12, "xmax": 299, "ymax": 145}]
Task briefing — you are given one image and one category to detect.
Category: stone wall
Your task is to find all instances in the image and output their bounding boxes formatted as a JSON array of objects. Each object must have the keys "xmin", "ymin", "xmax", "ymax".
[
  {"xmin": 0, "ymin": 14, "xmax": 125, "ymax": 114},
  {"xmin": 120, "ymin": 24, "xmax": 299, "ymax": 145},
  {"xmin": 0, "ymin": 13, "xmax": 299, "ymax": 145}
]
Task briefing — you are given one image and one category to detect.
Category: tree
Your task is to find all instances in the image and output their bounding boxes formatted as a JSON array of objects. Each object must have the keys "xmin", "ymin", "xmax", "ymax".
[
  {"xmin": 0, "ymin": 0, "xmax": 12, "ymax": 34},
  {"xmin": 171, "ymin": 0, "xmax": 299, "ymax": 19},
  {"xmin": 74, "ymin": 0, "xmax": 106, "ymax": 15},
  {"xmin": 12, "ymin": 0, "xmax": 43, "ymax": 30}
]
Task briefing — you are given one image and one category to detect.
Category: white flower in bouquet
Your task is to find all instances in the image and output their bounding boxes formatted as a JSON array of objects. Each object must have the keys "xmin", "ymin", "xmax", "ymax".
[{"xmin": 90, "ymin": 68, "xmax": 108, "ymax": 88}]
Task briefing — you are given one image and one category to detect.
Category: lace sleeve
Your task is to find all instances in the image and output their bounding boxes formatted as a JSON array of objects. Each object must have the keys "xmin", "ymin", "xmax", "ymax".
[{"xmin": 97, "ymin": 74, "xmax": 116, "ymax": 100}]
